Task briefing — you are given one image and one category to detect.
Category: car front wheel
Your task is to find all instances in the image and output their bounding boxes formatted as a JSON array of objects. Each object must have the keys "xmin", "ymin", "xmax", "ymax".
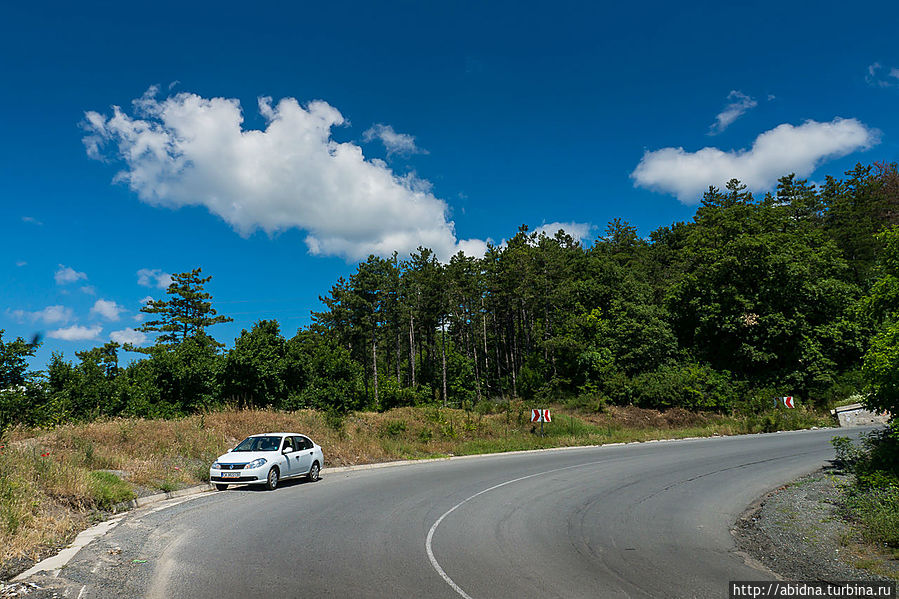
[
  {"xmin": 266, "ymin": 467, "xmax": 279, "ymax": 490},
  {"xmin": 308, "ymin": 462, "xmax": 320, "ymax": 482}
]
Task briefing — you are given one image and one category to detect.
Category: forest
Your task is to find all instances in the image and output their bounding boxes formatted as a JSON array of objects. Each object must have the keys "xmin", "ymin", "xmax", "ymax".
[{"xmin": 3, "ymin": 162, "xmax": 899, "ymax": 430}]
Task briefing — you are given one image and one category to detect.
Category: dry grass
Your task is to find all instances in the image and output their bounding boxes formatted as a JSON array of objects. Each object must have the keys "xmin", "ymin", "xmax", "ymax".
[{"xmin": 0, "ymin": 403, "xmax": 833, "ymax": 575}]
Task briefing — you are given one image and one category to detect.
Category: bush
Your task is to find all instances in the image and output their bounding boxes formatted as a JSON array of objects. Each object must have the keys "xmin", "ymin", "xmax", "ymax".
[
  {"xmin": 616, "ymin": 363, "xmax": 739, "ymax": 412},
  {"xmin": 832, "ymin": 421, "xmax": 899, "ymax": 548}
]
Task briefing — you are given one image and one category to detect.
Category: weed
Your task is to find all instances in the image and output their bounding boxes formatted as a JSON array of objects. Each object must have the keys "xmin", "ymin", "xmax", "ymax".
[
  {"xmin": 382, "ymin": 420, "xmax": 407, "ymax": 438},
  {"xmin": 88, "ymin": 471, "xmax": 134, "ymax": 510}
]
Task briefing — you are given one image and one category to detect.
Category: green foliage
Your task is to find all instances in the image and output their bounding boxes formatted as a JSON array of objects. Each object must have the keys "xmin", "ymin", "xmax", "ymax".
[
  {"xmin": 0, "ymin": 330, "xmax": 39, "ymax": 431},
  {"xmin": 284, "ymin": 331, "xmax": 364, "ymax": 412},
  {"xmin": 221, "ymin": 320, "xmax": 289, "ymax": 408},
  {"xmin": 137, "ymin": 268, "xmax": 232, "ymax": 347},
  {"xmin": 7, "ymin": 163, "xmax": 899, "ymax": 428},
  {"xmin": 861, "ymin": 226, "xmax": 899, "ymax": 418},
  {"xmin": 626, "ymin": 363, "xmax": 738, "ymax": 411},
  {"xmin": 381, "ymin": 420, "xmax": 407, "ymax": 438},
  {"xmin": 833, "ymin": 421, "xmax": 899, "ymax": 549},
  {"xmin": 565, "ymin": 394, "xmax": 607, "ymax": 413},
  {"xmin": 87, "ymin": 471, "xmax": 135, "ymax": 510}
]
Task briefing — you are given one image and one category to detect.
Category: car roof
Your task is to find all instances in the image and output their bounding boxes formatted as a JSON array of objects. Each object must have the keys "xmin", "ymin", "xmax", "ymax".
[{"xmin": 249, "ymin": 432, "xmax": 304, "ymax": 437}]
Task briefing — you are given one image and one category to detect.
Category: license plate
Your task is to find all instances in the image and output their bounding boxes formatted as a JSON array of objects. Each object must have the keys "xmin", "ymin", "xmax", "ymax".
[{"xmin": 222, "ymin": 472, "xmax": 240, "ymax": 478}]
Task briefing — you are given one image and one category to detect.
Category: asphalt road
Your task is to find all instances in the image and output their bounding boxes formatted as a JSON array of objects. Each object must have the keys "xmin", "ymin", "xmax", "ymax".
[{"xmin": 38, "ymin": 428, "xmax": 855, "ymax": 599}]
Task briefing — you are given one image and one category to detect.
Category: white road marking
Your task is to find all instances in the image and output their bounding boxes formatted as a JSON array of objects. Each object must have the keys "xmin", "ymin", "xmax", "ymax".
[{"xmin": 425, "ymin": 460, "xmax": 603, "ymax": 599}]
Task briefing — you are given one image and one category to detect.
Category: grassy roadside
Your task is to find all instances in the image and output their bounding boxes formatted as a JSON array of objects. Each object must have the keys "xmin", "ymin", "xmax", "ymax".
[
  {"xmin": 0, "ymin": 402, "xmax": 831, "ymax": 577},
  {"xmin": 830, "ymin": 426, "xmax": 899, "ymax": 578}
]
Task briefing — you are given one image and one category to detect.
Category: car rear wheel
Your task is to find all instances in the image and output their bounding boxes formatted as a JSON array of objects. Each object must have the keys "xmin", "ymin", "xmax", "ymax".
[
  {"xmin": 214, "ymin": 483, "xmax": 228, "ymax": 491},
  {"xmin": 307, "ymin": 462, "xmax": 320, "ymax": 482},
  {"xmin": 266, "ymin": 467, "xmax": 279, "ymax": 490}
]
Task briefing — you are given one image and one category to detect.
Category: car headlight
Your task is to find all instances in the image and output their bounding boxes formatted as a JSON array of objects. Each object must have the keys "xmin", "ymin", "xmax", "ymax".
[
  {"xmin": 247, "ymin": 458, "xmax": 267, "ymax": 469},
  {"xmin": 212, "ymin": 461, "xmax": 222, "ymax": 469}
]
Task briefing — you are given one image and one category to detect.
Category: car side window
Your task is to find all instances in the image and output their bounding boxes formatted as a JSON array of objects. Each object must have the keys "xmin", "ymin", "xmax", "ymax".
[
  {"xmin": 298, "ymin": 436, "xmax": 311, "ymax": 450},
  {"xmin": 282, "ymin": 437, "xmax": 295, "ymax": 452}
]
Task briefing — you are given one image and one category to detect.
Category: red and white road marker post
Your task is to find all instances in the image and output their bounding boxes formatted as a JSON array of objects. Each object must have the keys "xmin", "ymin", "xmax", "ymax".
[{"xmin": 531, "ymin": 408, "xmax": 552, "ymax": 436}]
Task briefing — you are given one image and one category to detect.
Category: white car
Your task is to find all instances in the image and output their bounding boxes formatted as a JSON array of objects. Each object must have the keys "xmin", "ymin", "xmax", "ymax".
[{"xmin": 210, "ymin": 432, "xmax": 324, "ymax": 491}]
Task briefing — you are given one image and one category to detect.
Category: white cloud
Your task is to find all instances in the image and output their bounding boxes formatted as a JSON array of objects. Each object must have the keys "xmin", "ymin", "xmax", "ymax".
[
  {"xmin": 10, "ymin": 305, "xmax": 73, "ymax": 325},
  {"xmin": 90, "ymin": 299, "xmax": 125, "ymax": 321},
  {"xmin": 866, "ymin": 62, "xmax": 899, "ymax": 88},
  {"xmin": 362, "ymin": 123, "xmax": 428, "ymax": 156},
  {"xmin": 534, "ymin": 221, "xmax": 593, "ymax": 243},
  {"xmin": 709, "ymin": 91, "xmax": 757, "ymax": 135},
  {"xmin": 15, "ymin": 261, "xmax": 27, "ymax": 267},
  {"xmin": 21, "ymin": 216, "xmax": 43, "ymax": 225},
  {"xmin": 80, "ymin": 285, "xmax": 96, "ymax": 295},
  {"xmin": 139, "ymin": 295, "xmax": 154, "ymax": 305},
  {"xmin": 84, "ymin": 88, "xmax": 481, "ymax": 261},
  {"xmin": 55, "ymin": 265, "xmax": 87, "ymax": 285},
  {"xmin": 632, "ymin": 118, "xmax": 878, "ymax": 204},
  {"xmin": 137, "ymin": 268, "xmax": 172, "ymax": 288},
  {"xmin": 110, "ymin": 328, "xmax": 147, "ymax": 345},
  {"xmin": 48, "ymin": 325, "xmax": 102, "ymax": 341}
]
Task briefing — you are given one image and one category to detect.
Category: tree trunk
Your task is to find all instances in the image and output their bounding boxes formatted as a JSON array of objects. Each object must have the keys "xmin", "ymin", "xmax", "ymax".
[
  {"xmin": 372, "ymin": 332, "xmax": 379, "ymax": 408},
  {"xmin": 441, "ymin": 320, "xmax": 448, "ymax": 407},
  {"xmin": 409, "ymin": 313, "xmax": 416, "ymax": 388}
]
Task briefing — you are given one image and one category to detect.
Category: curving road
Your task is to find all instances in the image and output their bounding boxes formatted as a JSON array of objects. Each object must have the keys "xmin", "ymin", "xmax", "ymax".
[{"xmin": 43, "ymin": 428, "xmax": 855, "ymax": 599}]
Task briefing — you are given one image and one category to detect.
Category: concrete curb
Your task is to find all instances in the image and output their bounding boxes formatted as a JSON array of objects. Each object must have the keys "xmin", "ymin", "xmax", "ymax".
[
  {"xmin": 12, "ymin": 517, "xmax": 124, "ymax": 581},
  {"xmin": 121, "ymin": 483, "xmax": 216, "ymax": 510}
]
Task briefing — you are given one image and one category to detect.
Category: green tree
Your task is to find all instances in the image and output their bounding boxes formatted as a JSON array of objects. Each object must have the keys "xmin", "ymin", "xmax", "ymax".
[
  {"xmin": 221, "ymin": 320, "xmax": 288, "ymax": 408},
  {"xmin": 861, "ymin": 225, "xmax": 899, "ymax": 418},
  {"xmin": 138, "ymin": 268, "xmax": 232, "ymax": 347},
  {"xmin": 285, "ymin": 331, "xmax": 364, "ymax": 412},
  {"xmin": 0, "ymin": 330, "xmax": 40, "ymax": 429},
  {"xmin": 0, "ymin": 329, "xmax": 36, "ymax": 389}
]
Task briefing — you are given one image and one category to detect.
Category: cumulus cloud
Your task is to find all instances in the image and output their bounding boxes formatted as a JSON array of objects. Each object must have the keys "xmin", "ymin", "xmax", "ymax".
[
  {"xmin": 83, "ymin": 88, "xmax": 481, "ymax": 261},
  {"xmin": 534, "ymin": 221, "xmax": 593, "ymax": 243},
  {"xmin": 48, "ymin": 325, "xmax": 102, "ymax": 341},
  {"xmin": 137, "ymin": 268, "xmax": 173, "ymax": 288},
  {"xmin": 866, "ymin": 62, "xmax": 899, "ymax": 88},
  {"xmin": 21, "ymin": 216, "xmax": 42, "ymax": 225},
  {"xmin": 80, "ymin": 285, "xmax": 96, "ymax": 295},
  {"xmin": 90, "ymin": 299, "xmax": 125, "ymax": 321},
  {"xmin": 10, "ymin": 305, "xmax": 73, "ymax": 325},
  {"xmin": 362, "ymin": 124, "xmax": 428, "ymax": 156},
  {"xmin": 55, "ymin": 265, "xmax": 87, "ymax": 285},
  {"xmin": 110, "ymin": 328, "xmax": 147, "ymax": 345},
  {"xmin": 632, "ymin": 118, "xmax": 878, "ymax": 204},
  {"xmin": 709, "ymin": 91, "xmax": 757, "ymax": 135}
]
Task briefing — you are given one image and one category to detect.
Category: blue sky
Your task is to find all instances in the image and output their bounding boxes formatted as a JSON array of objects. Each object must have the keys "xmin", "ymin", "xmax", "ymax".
[{"xmin": 2, "ymin": 0, "xmax": 898, "ymax": 369}]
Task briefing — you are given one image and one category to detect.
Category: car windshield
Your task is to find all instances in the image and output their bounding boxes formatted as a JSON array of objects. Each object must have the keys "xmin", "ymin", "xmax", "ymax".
[{"xmin": 233, "ymin": 436, "xmax": 282, "ymax": 452}]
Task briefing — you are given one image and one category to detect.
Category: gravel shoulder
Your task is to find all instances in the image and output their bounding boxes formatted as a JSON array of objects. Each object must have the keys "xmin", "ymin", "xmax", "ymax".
[{"xmin": 733, "ymin": 468, "xmax": 899, "ymax": 582}]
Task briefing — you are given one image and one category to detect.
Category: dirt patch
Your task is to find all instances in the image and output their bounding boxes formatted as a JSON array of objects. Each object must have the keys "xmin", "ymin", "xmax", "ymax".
[
  {"xmin": 734, "ymin": 470, "xmax": 899, "ymax": 581},
  {"xmin": 577, "ymin": 405, "xmax": 710, "ymax": 429}
]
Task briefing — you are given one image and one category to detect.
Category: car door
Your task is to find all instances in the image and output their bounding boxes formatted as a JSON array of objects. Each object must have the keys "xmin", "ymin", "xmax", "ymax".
[
  {"xmin": 280, "ymin": 436, "xmax": 299, "ymax": 477},
  {"xmin": 293, "ymin": 436, "xmax": 314, "ymax": 474}
]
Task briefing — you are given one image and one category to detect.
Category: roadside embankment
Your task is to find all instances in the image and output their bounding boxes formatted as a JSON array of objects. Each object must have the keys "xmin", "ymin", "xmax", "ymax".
[{"xmin": 734, "ymin": 470, "xmax": 899, "ymax": 582}]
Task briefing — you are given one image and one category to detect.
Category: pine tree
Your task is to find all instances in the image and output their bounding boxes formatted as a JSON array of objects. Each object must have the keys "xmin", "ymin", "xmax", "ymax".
[{"xmin": 137, "ymin": 268, "xmax": 232, "ymax": 347}]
